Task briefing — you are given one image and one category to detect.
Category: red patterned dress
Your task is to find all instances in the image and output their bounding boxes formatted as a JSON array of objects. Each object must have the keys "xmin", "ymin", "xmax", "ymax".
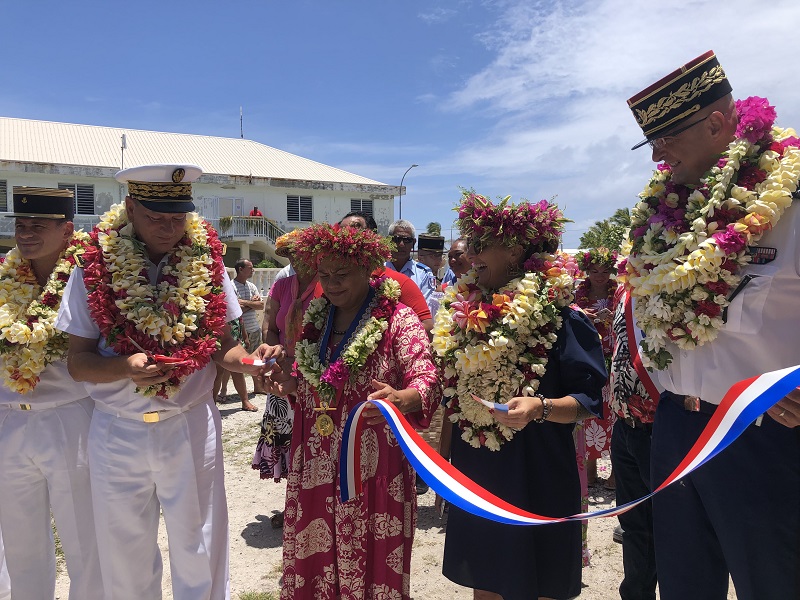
[
  {"xmin": 574, "ymin": 279, "xmax": 617, "ymax": 460},
  {"xmin": 281, "ymin": 305, "xmax": 440, "ymax": 599}
]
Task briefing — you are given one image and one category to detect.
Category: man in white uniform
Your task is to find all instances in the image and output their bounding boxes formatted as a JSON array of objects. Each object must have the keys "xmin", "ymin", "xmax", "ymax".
[
  {"xmin": 0, "ymin": 187, "xmax": 103, "ymax": 599},
  {"xmin": 56, "ymin": 165, "xmax": 278, "ymax": 600}
]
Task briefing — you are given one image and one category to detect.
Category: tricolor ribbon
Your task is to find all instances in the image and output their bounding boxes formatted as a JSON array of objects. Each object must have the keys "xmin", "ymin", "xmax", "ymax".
[{"xmin": 340, "ymin": 365, "xmax": 800, "ymax": 525}]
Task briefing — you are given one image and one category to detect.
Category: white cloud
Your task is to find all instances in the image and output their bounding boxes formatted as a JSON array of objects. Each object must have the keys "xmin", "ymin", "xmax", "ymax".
[{"xmin": 417, "ymin": 0, "xmax": 800, "ymax": 246}]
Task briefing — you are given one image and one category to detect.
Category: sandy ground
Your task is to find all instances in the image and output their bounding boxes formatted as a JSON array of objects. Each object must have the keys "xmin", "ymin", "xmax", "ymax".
[{"xmin": 55, "ymin": 383, "xmax": 737, "ymax": 599}]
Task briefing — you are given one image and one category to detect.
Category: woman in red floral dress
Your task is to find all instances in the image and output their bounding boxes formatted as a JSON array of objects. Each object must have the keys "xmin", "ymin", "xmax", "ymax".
[{"xmin": 266, "ymin": 224, "xmax": 440, "ymax": 599}]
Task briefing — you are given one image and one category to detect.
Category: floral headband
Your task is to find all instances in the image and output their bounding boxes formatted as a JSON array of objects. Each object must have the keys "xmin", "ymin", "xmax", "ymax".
[
  {"xmin": 293, "ymin": 223, "xmax": 392, "ymax": 273},
  {"xmin": 274, "ymin": 228, "xmax": 304, "ymax": 258},
  {"xmin": 577, "ymin": 247, "xmax": 618, "ymax": 271},
  {"xmin": 455, "ymin": 190, "xmax": 567, "ymax": 251}
]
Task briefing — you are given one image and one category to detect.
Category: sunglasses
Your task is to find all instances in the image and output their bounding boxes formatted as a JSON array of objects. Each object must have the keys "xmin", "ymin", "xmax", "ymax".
[
  {"xmin": 648, "ymin": 114, "xmax": 710, "ymax": 150},
  {"xmin": 392, "ymin": 236, "xmax": 415, "ymax": 245}
]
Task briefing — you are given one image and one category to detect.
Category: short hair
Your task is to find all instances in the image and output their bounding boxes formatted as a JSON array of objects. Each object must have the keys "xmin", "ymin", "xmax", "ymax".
[
  {"xmin": 340, "ymin": 211, "xmax": 378, "ymax": 232},
  {"xmin": 234, "ymin": 258, "xmax": 252, "ymax": 273},
  {"xmin": 388, "ymin": 219, "xmax": 415, "ymax": 237},
  {"xmin": 449, "ymin": 237, "xmax": 467, "ymax": 251}
]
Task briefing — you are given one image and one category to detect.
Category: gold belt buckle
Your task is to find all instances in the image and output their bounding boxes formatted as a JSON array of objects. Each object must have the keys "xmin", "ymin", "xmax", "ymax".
[
  {"xmin": 143, "ymin": 411, "xmax": 160, "ymax": 423},
  {"xmin": 19, "ymin": 403, "xmax": 31, "ymax": 410},
  {"xmin": 684, "ymin": 396, "xmax": 701, "ymax": 412}
]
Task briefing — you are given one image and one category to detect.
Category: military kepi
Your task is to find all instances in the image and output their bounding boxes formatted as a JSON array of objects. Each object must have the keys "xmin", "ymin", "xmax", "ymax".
[
  {"xmin": 417, "ymin": 234, "xmax": 445, "ymax": 251},
  {"xmin": 627, "ymin": 50, "xmax": 732, "ymax": 150},
  {"xmin": 6, "ymin": 187, "xmax": 75, "ymax": 220},
  {"xmin": 116, "ymin": 164, "xmax": 202, "ymax": 213}
]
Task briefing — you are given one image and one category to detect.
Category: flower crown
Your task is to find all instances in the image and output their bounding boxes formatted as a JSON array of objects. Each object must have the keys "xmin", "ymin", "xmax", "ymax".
[
  {"xmin": 577, "ymin": 247, "xmax": 618, "ymax": 271},
  {"xmin": 275, "ymin": 228, "xmax": 303, "ymax": 258},
  {"xmin": 293, "ymin": 223, "xmax": 392, "ymax": 272},
  {"xmin": 455, "ymin": 190, "xmax": 567, "ymax": 251}
]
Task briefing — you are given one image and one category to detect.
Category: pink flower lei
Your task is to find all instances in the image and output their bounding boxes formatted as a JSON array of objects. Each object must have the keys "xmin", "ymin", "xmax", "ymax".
[
  {"xmin": 621, "ymin": 96, "xmax": 800, "ymax": 368},
  {"xmin": 82, "ymin": 210, "xmax": 228, "ymax": 398}
]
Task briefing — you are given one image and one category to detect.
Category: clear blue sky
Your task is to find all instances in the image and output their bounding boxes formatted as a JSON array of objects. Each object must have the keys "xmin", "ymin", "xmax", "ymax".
[{"xmin": 3, "ymin": 0, "xmax": 800, "ymax": 247}]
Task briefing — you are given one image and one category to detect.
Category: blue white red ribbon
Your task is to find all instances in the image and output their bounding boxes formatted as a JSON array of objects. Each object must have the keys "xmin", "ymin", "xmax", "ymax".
[{"xmin": 340, "ymin": 365, "xmax": 800, "ymax": 524}]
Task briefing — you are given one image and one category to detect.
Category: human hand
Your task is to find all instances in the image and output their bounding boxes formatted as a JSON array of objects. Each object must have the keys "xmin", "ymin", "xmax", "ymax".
[
  {"xmin": 491, "ymin": 395, "xmax": 543, "ymax": 430},
  {"xmin": 767, "ymin": 388, "xmax": 800, "ymax": 428},
  {"xmin": 127, "ymin": 353, "xmax": 178, "ymax": 386}
]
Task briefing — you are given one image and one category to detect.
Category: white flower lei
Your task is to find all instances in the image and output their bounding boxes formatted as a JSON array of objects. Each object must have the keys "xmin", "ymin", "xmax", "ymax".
[
  {"xmin": 0, "ymin": 232, "xmax": 89, "ymax": 394},
  {"xmin": 432, "ymin": 263, "xmax": 574, "ymax": 450},
  {"xmin": 94, "ymin": 203, "xmax": 214, "ymax": 343},
  {"xmin": 295, "ymin": 277, "xmax": 401, "ymax": 404},
  {"xmin": 621, "ymin": 126, "xmax": 800, "ymax": 369}
]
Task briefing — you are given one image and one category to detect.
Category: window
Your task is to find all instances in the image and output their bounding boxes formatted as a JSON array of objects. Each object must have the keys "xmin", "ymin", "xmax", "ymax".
[
  {"xmin": 0, "ymin": 180, "xmax": 7, "ymax": 211},
  {"xmin": 58, "ymin": 183, "xmax": 95, "ymax": 215},
  {"xmin": 287, "ymin": 195, "xmax": 312, "ymax": 222},
  {"xmin": 350, "ymin": 198, "xmax": 373, "ymax": 216}
]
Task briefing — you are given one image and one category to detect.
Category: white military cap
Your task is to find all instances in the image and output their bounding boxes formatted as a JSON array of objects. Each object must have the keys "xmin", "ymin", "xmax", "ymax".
[{"xmin": 115, "ymin": 164, "xmax": 202, "ymax": 213}]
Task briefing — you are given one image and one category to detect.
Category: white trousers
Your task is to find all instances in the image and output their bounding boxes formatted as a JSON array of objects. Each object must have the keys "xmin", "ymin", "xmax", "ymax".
[
  {"xmin": 89, "ymin": 400, "xmax": 230, "ymax": 600},
  {"xmin": 0, "ymin": 397, "xmax": 102, "ymax": 600},
  {"xmin": 0, "ymin": 526, "xmax": 10, "ymax": 600}
]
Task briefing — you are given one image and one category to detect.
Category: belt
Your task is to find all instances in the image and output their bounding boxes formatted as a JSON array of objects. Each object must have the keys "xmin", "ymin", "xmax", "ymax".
[
  {"xmin": 665, "ymin": 393, "xmax": 718, "ymax": 415},
  {"xmin": 618, "ymin": 414, "xmax": 653, "ymax": 430},
  {"xmin": 0, "ymin": 397, "xmax": 84, "ymax": 411},
  {"xmin": 94, "ymin": 399, "xmax": 207, "ymax": 423}
]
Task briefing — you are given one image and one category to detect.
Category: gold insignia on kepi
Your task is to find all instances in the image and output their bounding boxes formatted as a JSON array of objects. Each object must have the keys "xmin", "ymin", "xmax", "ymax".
[
  {"xmin": 21, "ymin": 197, "xmax": 27, "ymax": 203},
  {"xmin": 172, "ymin": 168, "xmax": 186, "ymax": 183},
  {"xmin": 627, "ymin": 50, "xmax": 733, "ymax": 150}
]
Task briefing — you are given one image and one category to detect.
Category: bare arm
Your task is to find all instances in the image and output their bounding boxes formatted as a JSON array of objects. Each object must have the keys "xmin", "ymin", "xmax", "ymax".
[
  {"xmin": 493, "ymin": 394, "xmax": 593, "ymax": 429},
  {"xmin": 261, "ymin": 295, "xmax": 281, "ymax": 346},
  {"xmin": 67, "ymin": 334, "xmax": 176, "ymax": 386}
]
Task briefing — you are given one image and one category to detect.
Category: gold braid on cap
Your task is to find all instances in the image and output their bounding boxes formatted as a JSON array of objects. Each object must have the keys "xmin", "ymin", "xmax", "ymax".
[
  {"xmin": 634, "ymin": 65, "xmax": 727, "ymax": 131},
  {"xmin": 127, "ymin": 181, "xmax": 193, "ymax": 201}
]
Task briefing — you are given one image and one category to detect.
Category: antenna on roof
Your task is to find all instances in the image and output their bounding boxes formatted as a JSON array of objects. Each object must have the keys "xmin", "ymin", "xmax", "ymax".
[
  {"xmin": 120, "ymin": 134, "xmax": 127, "ymax": 169},
  {"xmin": 240, "ymin": 106, "xmax": 244, "ymax": 139}
]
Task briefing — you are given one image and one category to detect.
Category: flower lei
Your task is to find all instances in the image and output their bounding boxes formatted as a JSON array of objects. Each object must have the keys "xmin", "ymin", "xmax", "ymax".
[
  {"xmin": 82, "ymin": 203, "xmax": 228, "ymax": 398},
  {"xmin": 619, "ymin": 97, "xmax": 800, "ymax": 369},
  {"xmin": 432, "ymin": 254, "xmax": 575, "ymax": 450},
  {"xmin": 295, "ymin": 276, "xmax": 401, "ymax": 404},
  {"xmin": 0, "ymin": 231, "xmax": 90, "ymax": 394}
]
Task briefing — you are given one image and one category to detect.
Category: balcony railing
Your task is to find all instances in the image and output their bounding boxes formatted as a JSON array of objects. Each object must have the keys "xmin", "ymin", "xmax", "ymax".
[
  {"xmin": 207, "ymin": 216, "xmax": 287, "ymax": 246},
  {"xmin": 0, "ymin": 213, "xmax": 101, "ymax": 236},
  {"xmin": 1, "ymin": 213, "xmax": 287, "ymax": 247}
]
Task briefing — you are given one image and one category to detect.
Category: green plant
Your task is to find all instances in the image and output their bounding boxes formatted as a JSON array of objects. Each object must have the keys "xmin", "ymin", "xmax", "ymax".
[
  {"xmin": 219, "ymin": 216, "xmax": 234, "ymax": 233},
  {"xmin": 426, "ymin": 221, "xmax": 442, "ymax": 236},
  {"xmin": 239, "ymin": 592, "xmax": 278, "ymax": 600},
  {"xmin": 254, "ymin": 258, "xmax": 280, "ymax": 269}
]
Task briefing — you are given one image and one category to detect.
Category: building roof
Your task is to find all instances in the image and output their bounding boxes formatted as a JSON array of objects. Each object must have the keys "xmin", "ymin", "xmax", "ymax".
[{"xmin": 0, "ymin": 116, "xmax": 386, "ymax": 186}]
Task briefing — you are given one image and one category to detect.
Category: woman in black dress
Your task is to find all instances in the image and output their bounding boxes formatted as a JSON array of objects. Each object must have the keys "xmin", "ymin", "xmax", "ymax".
[{"xmin": 433, "ymin": 192, "xmax": 606, "ymax": 600}]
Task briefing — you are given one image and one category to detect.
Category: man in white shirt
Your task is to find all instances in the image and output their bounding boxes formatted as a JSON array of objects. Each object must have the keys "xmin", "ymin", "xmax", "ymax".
[
  {"xmin": 56, "ymin": 165, "xmax": 278, "ymax": 600},
  {"xmin": 233, "ymin": 258, "xmax": 266, "ymax": 399},
  {"xmin": 625, "ymin": 51, "xmax": 800, "ymax": 600},
  {"xmin": 0, "ymin": 187, "xmax": 102, "ymax": 599}
]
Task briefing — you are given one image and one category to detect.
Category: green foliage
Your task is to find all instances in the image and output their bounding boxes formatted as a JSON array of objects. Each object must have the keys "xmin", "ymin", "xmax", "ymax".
[
  {"xmin": 239, "ymin": 592, "xmax": 278, "ymax": 600},
  {"xmin": 254, "ymin": 258, "xmax": 280, "ymax": 269},
  {"xmin": 425, "ymin": 221, "xmax": 442, "ymax": 236},
  {"xmin": 579, "ymin": 208, "xmax": 631, "ymax": 251}
]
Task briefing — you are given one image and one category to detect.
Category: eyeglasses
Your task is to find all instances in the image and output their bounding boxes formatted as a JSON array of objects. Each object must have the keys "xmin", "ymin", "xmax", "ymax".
[
  {"xmin": 392, "ymin": 236, "xmax": 415, "ymax": 245},
  {"xmin": 648, "ymin": 114, "xmax": 710, "ymax": 150}
]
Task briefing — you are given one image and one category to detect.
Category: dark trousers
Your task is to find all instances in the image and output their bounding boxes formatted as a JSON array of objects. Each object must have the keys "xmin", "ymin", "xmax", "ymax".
[
  {"xmin": 611, "ymin": 419, "xmax": 657, "ymax": 600},
  {"xmin": 651, "ymin": 392, "xmax": 800, "ymax": 600}
]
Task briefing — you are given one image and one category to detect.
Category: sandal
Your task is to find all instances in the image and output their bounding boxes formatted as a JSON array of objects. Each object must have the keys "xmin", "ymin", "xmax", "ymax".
[{"xmin": 270, "ymin": 511, "xmax": 284, "ymax": 529}]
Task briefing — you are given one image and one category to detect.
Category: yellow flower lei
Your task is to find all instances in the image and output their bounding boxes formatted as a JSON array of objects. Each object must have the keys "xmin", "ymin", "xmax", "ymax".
[
  {"xmin": 620, "ymin": 126, "xmax": 800, "ymax": 369},
  {"xmin": 0, "ymin": 231, "xmax": 89, "ymax": 394},
  {"xmin": 432, "ymin": 260, "xmax": 574, "ymax": 450}
]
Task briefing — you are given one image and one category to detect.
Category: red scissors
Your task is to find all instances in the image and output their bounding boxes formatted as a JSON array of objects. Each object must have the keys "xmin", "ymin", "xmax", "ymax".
[{"xmin": 125, "ymin": 337, "xmax": 189, "ymax": 365}]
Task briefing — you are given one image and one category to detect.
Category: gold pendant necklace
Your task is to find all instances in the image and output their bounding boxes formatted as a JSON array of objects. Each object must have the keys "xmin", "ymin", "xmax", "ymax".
[{"xmin": 314, "ymin": 401, "xmax": 335, "ymax": 436}]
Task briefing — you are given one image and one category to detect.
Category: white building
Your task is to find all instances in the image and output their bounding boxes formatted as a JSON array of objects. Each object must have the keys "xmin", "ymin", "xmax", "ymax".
[{"xmin": 0, "ymin": 117, "xmax": 399, "ymax": 265}]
